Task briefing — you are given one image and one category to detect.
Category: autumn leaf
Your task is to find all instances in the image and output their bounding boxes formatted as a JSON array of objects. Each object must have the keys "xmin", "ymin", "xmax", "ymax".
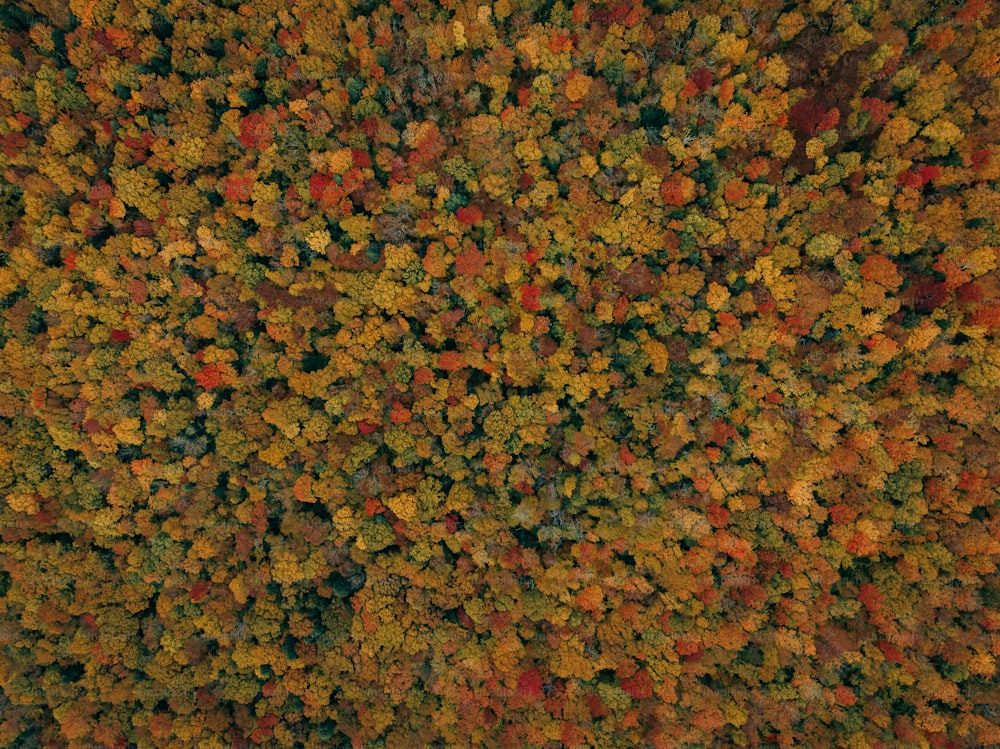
[
  {"xmin": 455, "ymin": 205, "xmax": 483, "ymax": 225},
  {"xmin": 520, "ymin": 284, "xmax": 542, "ymax": 311},
  {"xmin": 565, "ymin": 72, "xmax": 593, "ymax": 103},
  {"xmin": 2, "ymin": 3, "xmax": 998, "ymax": 746},
  {"xmin": 194, "ymin": 363, "xmax": 225, "ymax": 389},
  {"xmin": 239, "ymin": 113, "xmax": 273, "ymax": 150},
  {"xmin": 659, "ymin": 175, "xmax": 695, "ymax": 206},
  {"xmin": 455, "ymin": 245, "xmax": 486, "ymax": 276}
]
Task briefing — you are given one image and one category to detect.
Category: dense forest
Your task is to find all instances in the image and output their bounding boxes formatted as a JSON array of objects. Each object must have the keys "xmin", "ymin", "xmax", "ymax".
[{"xmin": 1, "ymin": 0, "xmax": 999, "ymax": 746}]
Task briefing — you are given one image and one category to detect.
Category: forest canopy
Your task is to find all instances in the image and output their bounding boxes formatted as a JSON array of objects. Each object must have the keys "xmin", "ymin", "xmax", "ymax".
[{"xmin": 1, "ymin": 0, "xmax": 999, "ymax": 747}]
